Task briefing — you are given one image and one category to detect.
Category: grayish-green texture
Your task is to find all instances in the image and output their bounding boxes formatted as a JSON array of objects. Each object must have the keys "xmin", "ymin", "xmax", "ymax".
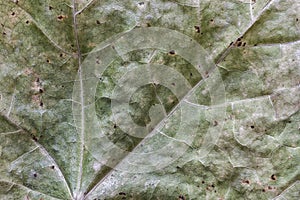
[{"xmin": 0, "ymin": 0, "xmax": 299, "ymax": 199}]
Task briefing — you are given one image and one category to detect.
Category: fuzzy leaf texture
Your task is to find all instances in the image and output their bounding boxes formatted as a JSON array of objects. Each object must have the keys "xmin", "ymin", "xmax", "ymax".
[{"xmin": 0, "ymin": 0, "xmax": 299, "ymax": 200}]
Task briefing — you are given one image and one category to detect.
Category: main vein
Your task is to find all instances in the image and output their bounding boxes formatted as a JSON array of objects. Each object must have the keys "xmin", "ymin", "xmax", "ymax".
[{"xmin": 72, "ymin": 0, "xmax": 85, "ymax": 197}]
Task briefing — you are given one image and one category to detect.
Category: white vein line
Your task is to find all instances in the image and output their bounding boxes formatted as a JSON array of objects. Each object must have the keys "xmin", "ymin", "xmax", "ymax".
[
  {"xmin": 217, "ymin": 0, "xmax": 276, "ymax": 64},
  {"xmin": 6, "ymin": 87, "xmax": 16, "ymax": 117},
  {"xmin": 14, "ymin": 4, "xmax": 71, "ymax": 55},
  {"xmin": 84, "ymin": 71, "xmax": 210, "ymax": 199},
  {"xmin": 34, "ymin": 141, "xmax": 74, "ymax": 200},
  {"xmin": 72, "ymin": 0, "xmax": 85, "ymax": 197},
  {"xmin": 0, "ymin": 180, "xmax": 62, "ymax": 200},
  {"xmin": 272, "ymin": 181, "xmax": 300, "ymax": 200},
  {"xmin": 249, "ymin": 0, "xmax": 254, "ymax": 22},
  {"xmin": 75, "ymin": 0, "xmax": 97, "ymax": 16},
  {"xmin": 0, "ymin": 129, "xmax": 22, "ymax": 135},
  {"xmin": 9, "ymin": 147, "xmax": 39, "ymax": 167},
  {"xmin": 157, "ymin": 130, "xmax": 193, "ymax": 148}
]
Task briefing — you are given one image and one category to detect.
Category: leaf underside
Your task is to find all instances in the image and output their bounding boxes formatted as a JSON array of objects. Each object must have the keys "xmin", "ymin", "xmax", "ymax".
[{"xmin": 0, "ymin": 0, "xmax": 299, "ymax": 200}]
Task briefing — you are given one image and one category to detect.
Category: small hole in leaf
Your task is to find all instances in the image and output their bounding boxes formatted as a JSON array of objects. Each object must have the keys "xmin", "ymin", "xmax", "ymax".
[
  {"xmin": 39, "ymin": 89, "xmax": 44, "ymax": 93},
  {"xmin": 138, "ymin": 2, "xmax": 144, "ymax": 5},
  {"xmin": 202, "ymin": 181, "xmax": 205, "ymax": 184},
  {"xmin": 33, "ymin": 173, "xmax": 37, "ymax": 178},
  {"xmin": 96, "ymin": 20, "xmax": 100, "ymax": 24},
  {"xmin": 2, "ymin": 32, "xmax": 6, "ymax": 35},
  {"xmin": 40, "ymin": 102, "xmax": 44, "ymax": 107},
  {"xmin": 119, "ymin": 192, "xmax": 126, "ymax": 195},
  {"xmin": 262, "ymin": 189, "xmax": 266, "ymax": 192},
  {"xmin": 46, "ymin": 59, "xmax": 50, "ymax": 63},
  {"xmin": 211, "ymin": 184, "xmax": 215, "ymax": 188},
  {"xmin": 169, "ymin": 50, "xmax": 175, "ymax": 55},
  {"xmin": 213, "ymin": 121, "xmax": 218, "ymax": 126},
  {"xmin": 113, "ymin": 124, "xmax": 117, "ymax": 129},
  {"xmin": 11, "ymin": 12, "xmax": 15, "ymax": 16},
  {"xmin": 171, "ymin": 82, "xmax": 175, "ymax": 86},
  {"xmin": 210, "ymin": 19, "xmax": 214, "ymax": 22},
  {"xmin": 50, "ymin": 165, "xmax": 55, "ymax": 169},
  {"xmin": 57, "ymin": 15, "xmax": 64, "ymax": 20},
  {"xmin": 296, "ymin": 18, "xmax": 298, "ymax": 22},
  {"xmin": 190, "ymin": 73, "xmax": 193, "ymax": 77},
  {"xmin": 179, "ymin": 195, "xmax": 185, "ymax": 200},
  {"xmin": 271, "ymin": 174, "xmax": 276, "ymax": 180},
  {"xmin": 237, "ymin": 41, "xmax": 242, "ymax": 47},
  {"xmin": 250, "ymin": 125, "xmax": 254, "ymax": 129},
  {"xmin": 194, "ymin": 26, "xmax": 200, "ymax": 33},
  {"xmin": 242, "ymin": 42, "xmax": 246, "ymax": 46},
  {"xmin": 26, "ymin": 20, "xmax": 29, "ymax": 24}
]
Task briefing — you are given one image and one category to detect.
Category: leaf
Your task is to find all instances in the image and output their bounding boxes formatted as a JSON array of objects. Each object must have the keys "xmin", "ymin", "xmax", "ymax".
[{"xmin": 0, "ymin": 0, "xmax": 299, "ymax": 199}]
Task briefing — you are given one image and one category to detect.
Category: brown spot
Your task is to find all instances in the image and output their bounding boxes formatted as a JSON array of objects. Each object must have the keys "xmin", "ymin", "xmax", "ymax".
[
  {"xmin": 169, "ymin": 50, "xmax": 176, "ymax": 55},
  {"xmin": 237, "ymin": 41, "xmax": 242, "ymax": 47},
  {"xmin": 213, "ymin": 121, "xmax": 218, "ymax": 126},
  {"xmin": 178, "ymin": 195, "xmax": 185, "ymax": 200},
  {"xmin": 59, "ymin": 53, "xmax": 63, "ymax": 57},
  {"xmin": 40, "ymin": 101, "xmax": 44, "ymax": 107},
  {"xmin": 296, "ymin": 18, "xmax": 299, "ymax": 22},
  {"xmin": 49, "ymin": 6, "xmax": 53, "ymax": 10},
  {"xmin": 242, "ymin": 42, "xmax": 246, "ymax": 46},
  {"xmin": 171, "ymin": 82, "xmax": 175, "ymax": 86},
  {"xmin": 96, "ymin": 20, "xmax": 101, "ymax": 24},
  {"xmin": 242, "ymin": 180, "xmax": 250, "ymax": 184},
  {"xmin": 262, "ymin": 189, "xmax": 266, "ymax": 192},
  {"xmin": 194, "ymin": 25, "xmax": 200, "ymax": 33},
  {"xmin": 57, "ymin": 15, "xmax": 67, "ymax": 21},
  {"xmin": 271, "ymin": 174, "xmax": 277, "ymax": 180},
  {"xmin": 2, "ymin": 32, "xmax": 6, "ymax": 35}
]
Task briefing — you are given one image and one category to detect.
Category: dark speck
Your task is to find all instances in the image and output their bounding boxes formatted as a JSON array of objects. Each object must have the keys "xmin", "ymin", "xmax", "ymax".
[
  {"xmin": 250, "ymin": 125, "xmax": 254, "ymax": 129},
  {"xmin": 194, "ymin": 26, "xmax": 200, "ymax": 33},
  {"xmin": 169, "ymin": 50, "xmax": 175, "ymax": 55}
]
